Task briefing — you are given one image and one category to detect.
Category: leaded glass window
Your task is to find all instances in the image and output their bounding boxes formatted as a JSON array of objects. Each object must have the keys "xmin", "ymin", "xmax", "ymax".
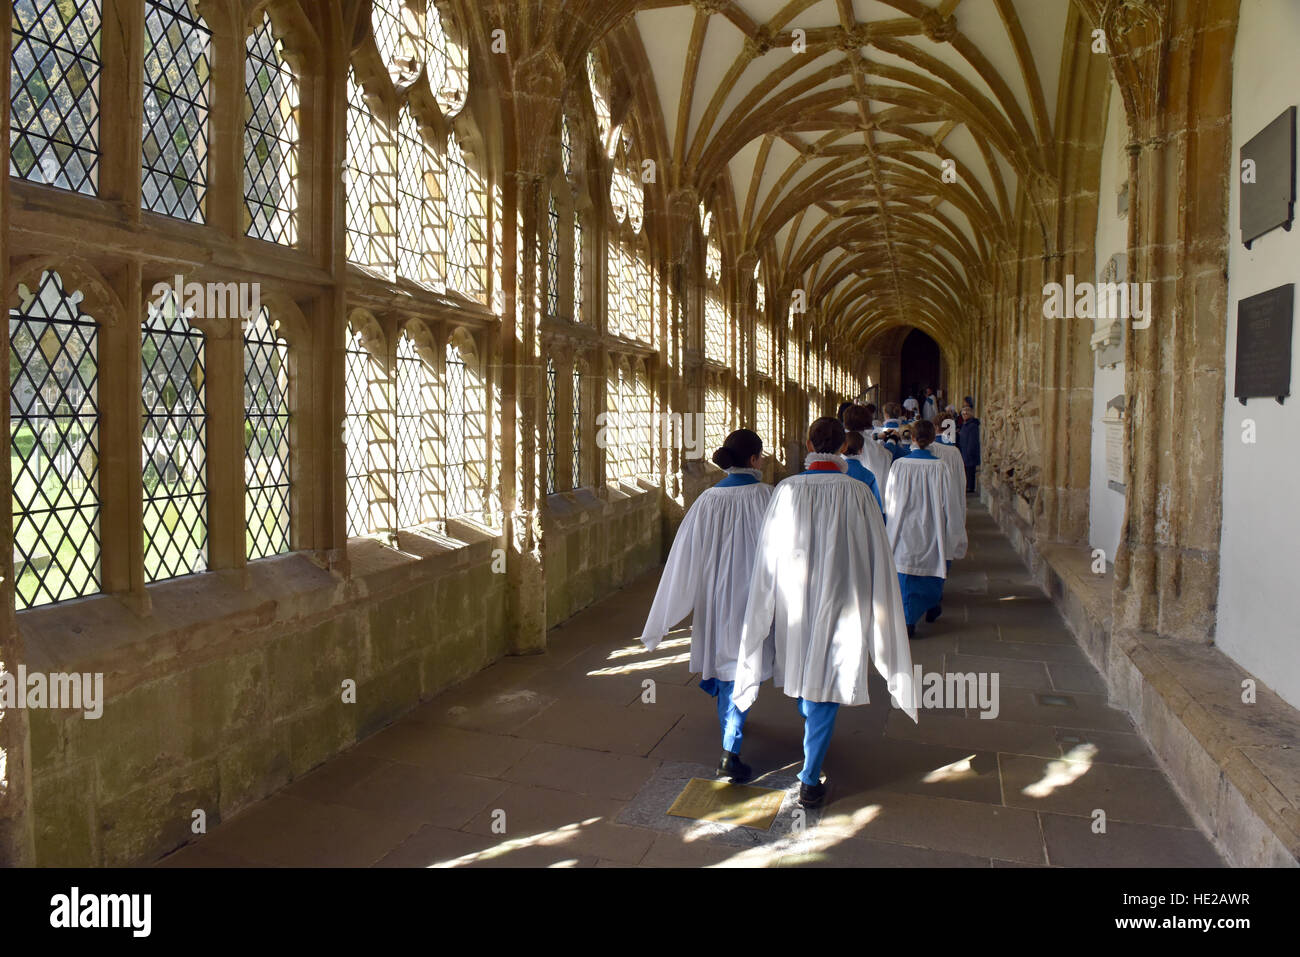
[
  {"xmin": 9, "ymin": 0, "xmax": 103, "ymax": 194},
  {"xmin": 9, "ymin": 270, "xmax": 101, "ymax": 608},
  {"xmin": 545, "ymin": 194, "xmax": 560, "ymax": 318},
  {"xmin": 345, "ymin": 68, "xmax": 374, "ymax": 266},
  {"xmin": 544, "ymin": 358, "xmax": 557, "ymax": 494},
  {"xmin": 142, "ymin": 0, "xmax": 211, "ymax": 222},
  {"xmin": 571, "ymin": 365, "xmax": 582, "ymax": 489},
  {"xmin": 573, "ymin": 211, "xmax": 584, "ymax": 322},
  {"xmin": 705, "ymin": 290, "xmax": 727, "ymax": 365},
  {"xmin": 606, "ymin": 238, "xmax": 621, "ymax": 338},
  {"xmin": 446, "ymin": 135, "xmax": 484, "ymax": 300},
  {"xmin": 344, "ymin": 325, "xmax": 374, "ymax": 537},
  {"xmin": 142, "ymin": 289, "xmax": 207, "ymax": 581},
  {"xmin": 243, "ymin": 12, "xmax": 299, "ymax": 245},
  {"xmin": 635, "ymin": 250, "xmax": 652, "ymax": 345},
  {"xmin": 395, "ymin": 331, "xmax": 433, "ymax": 529},
  {"xmin": 561, "ymin": 115, "xmax": 573, "ymax": 178},
  {"xmin": 705, "ymin": 378, "xmax": 727, "ymax": 457},
  {"xmin": 243, "ymin": 307, "xmax": 291, "ymax": 560},
  {"xmin": 444, "ymin": 339, "xmax": 485, "ymax": 519},
  {"xmin": 398, "ymin": 105, "xmax": 443, "ymax": 287}
]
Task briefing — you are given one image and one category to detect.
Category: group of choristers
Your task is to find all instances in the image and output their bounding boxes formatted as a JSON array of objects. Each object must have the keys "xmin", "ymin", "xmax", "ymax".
[{"xmin": 640, "ymin": 403, "xmax": 968, "ymax": 809}]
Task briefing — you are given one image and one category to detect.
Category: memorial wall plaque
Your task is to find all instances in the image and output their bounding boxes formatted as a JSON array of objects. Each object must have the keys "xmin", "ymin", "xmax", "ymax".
[
  {"xmin": 1234, "ymin": 284, "xmax": 1294, "ymax": 405},
  {"xmin": 1240, "ymin": 106, "xmax": 1296, "ymax": 249}
]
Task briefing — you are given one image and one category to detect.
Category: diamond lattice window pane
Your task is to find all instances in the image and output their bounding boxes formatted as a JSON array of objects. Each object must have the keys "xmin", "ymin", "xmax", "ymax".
[
  {"xmin": 395, "ymin": 331, "xmax": 432, "ymax": 529},
  {"xmin": 243, "ymin": 12, "xmax": 298, "ymax": 245},
  {"xmin": 9, "ymin": 0, "xmax": 103, "ymax": 193},
  {"xmin": 142, "ymin": 289, "xmax": 207, "ymax": 581},
  {"xmin": 345, "ymin": 69, "xmax": 373, "ymax": 265},
  {"xmin": 545, "ymin": 194, "xmax": 560, "ymax": 318},
  {"xmin": 573, "ymin": 212, "xmax": 584, "ymax": 322},
  {"xmin": 9, "ymin": 270, "xmax": 102, "ymax": 609},
  {"xmin": 444, "ymin": 344, "xmax": 467, "ymax": 518},
  {"xmin": 446, "ymin": 135, "xmax": 484, "ymax": 300},
  {"xmin": 344, "ymin": 325, "xmax": 374, "ymax": 537},
  {"xmin": 571, "ymin": 366, "xmax": 582, "ymax": 489},
  {"xmin": 397, "ymin": 105, "xmax": 444, "ymax": 288},
  {"xmin": 141, "ymin": 0, "xmax": 210, "ymax": 222},
  {"xmin": 545, "ymin": 359, "xmax": 557, "ymax": 495},
  {"xmin": 243, "ymin": 307, "xmax": 291, "ymax": 559}
]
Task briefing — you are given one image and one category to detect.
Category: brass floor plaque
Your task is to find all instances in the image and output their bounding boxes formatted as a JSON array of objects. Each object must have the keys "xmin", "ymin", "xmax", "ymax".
[{"xmin": 665, "ymin": 777, "xmax": 786, "ymax": 831}]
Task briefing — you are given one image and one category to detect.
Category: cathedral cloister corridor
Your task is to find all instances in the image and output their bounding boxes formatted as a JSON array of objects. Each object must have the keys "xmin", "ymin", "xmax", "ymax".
[
  {"xmin": 1, "ymin": 0, "xmax": 1298, "ymax": 900},
  {"xmin": 156, "ymin": 505, "xmax": 1222, "ymax": 868}
]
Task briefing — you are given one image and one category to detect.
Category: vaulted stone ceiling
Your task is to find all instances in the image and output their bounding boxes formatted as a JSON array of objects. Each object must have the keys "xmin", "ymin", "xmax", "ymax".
[{"xmin": 591, "ymin": 0, "xmax": 1083, "ymax": 352}]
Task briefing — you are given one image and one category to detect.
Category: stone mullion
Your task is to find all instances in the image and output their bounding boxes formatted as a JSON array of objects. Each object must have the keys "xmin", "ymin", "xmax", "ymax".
[
  {"xmin": 206, "ymin": 5, "xmax": 245, "ymax": 239},
  {"xmin": 204, "ymin": 312, "xmax": 243, "ymax": 575},
  {"xmin": 0, "ymin": 0, "xmax": 35, "ymax": 868},
  {"xmin": 97, "ymin": 268, "xmax": 144, "ymax": 610},
  {"xmin": 99, "ymin": 0, "xmax": 145, "ymax": 214}
]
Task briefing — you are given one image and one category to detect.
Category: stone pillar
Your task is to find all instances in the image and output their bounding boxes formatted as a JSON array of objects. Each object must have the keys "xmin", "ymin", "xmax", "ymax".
[
  {"xmin": 1107, "ymin": 0, "xmax": 1240, "ymax": 641},
  {"xmin": 1036, "ymin": 14, "xmax": 1113, "ymax": 547},
  {"xmin": 500, "ymin": 46, "xmax": 565, "ymax": 655}
]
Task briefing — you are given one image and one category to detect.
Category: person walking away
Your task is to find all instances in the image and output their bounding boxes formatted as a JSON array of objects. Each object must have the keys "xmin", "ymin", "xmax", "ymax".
[
  {"xmin": 733, "ymin": 417, "xmax": 917, "ymax": 809},
  {"xmin": 640, "ymin": 429, "xmax": 775, "ymax": 783}
]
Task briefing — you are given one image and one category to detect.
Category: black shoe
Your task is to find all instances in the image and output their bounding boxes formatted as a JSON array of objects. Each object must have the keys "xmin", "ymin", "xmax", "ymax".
[
  {"xmin": 925, "ymin": 605, "xmax": 943, "ymax": 623},
  {"xmin": 798, "ymin": 780, "xmax": 827, "ymax": 809},
  {"xmin": 717, "ymin": 750, "xmax": 753, "ymax": 784},
  {"xmin": 907, "ymin": 624, "xmax": 917, "ymax": 640}
]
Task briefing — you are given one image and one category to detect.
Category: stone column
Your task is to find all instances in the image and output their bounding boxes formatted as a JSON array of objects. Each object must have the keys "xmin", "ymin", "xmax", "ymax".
[
  {"xmin": 1036, "ymin": 14, "xmax": 1113, "ymax": 547},
  {"xmin": 500, "ymin": 46, "xmax": 564, "ymax": 655},
  {"xmin": 1107, "ymin": 0, "xmax": 1239, "ymax": 641}
]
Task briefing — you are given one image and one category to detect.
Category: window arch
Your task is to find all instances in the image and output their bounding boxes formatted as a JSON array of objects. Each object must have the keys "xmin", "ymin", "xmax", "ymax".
[
  {"xmin": 10, "ymin": 0, "xmax": 103, "ymax": 194},
  {"xmin": 9, "ymin": 269, "xmax": 102, "ymax": 608},
  {"xmin": 243, "ymin": 306, "xmax": 292, "ymax": 560},
  {"xmin": 243, "ymin": 10, "xmax": 300, "ymax": 245},
  {"xmin": 142, "ymin": 287, "xmax": 207, "ymax": 581},
  {"xmin": 142, "ymin": 0, "xmax": 211, "ymax": 222}
]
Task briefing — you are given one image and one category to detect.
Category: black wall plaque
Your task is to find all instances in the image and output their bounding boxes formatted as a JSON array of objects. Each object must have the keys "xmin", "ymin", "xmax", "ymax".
[
  {"xmin": 1240, "ymin": 106, "xmax": 1296, "ymax": 249},
  {"xmin": 1234, "ymin": 284, "xmax": 1294, "ymax": 405}
]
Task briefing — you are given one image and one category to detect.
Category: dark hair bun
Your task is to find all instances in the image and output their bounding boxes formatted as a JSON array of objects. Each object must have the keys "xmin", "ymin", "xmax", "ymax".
[{"xmin": 712, "ymin": 446, "xmax": 736, "ymax": 469}]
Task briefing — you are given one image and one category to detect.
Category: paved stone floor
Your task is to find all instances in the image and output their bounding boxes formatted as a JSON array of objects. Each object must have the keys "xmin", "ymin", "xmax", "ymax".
[{"xmin": 159, "ymin": 503, "xmax": 1224, "ymax": 868}]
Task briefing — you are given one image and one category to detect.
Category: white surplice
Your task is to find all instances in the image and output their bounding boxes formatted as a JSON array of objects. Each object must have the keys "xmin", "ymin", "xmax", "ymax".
[
  {"xmin": 640, "ymin": 470, "xmax": 774, "ymax": 682},
  {"xmin": 850, "ymin": 430, "xmax": 893, "ymax": 492},
  {"xmin": 883, "ymin": 451, "xmax": 960, "ymax": 578},
  {"xmin": 929, "ymin": 440, "xmax": 968, "ymax": 559},
  {"xmin": 732, "ymin": 464, "xmax": 917, "ymax": 720}
]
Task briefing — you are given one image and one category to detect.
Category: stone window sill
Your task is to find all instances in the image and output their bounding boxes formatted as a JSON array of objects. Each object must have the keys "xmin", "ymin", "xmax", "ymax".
[{"xmin": 17, "ymin": 526, "xmax": 504, "ymax": 685}]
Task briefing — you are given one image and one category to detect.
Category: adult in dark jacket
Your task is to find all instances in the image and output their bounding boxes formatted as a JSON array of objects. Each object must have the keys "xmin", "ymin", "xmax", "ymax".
[{"xmin": 956, "ymin": 406, "xmax": 981, "ymax": 494}]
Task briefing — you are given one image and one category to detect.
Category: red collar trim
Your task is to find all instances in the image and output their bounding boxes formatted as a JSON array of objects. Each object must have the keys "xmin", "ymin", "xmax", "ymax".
[{"xmin": 808, "ymin": 461, "xmax": 841, "ymax": 472}]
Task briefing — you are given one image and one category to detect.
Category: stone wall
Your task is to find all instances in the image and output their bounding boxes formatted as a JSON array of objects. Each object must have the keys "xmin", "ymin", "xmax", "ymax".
[
  {"xmin": 543, "ymin": 487, "xmax": 663, "ymax": 630},
  {"xmin": 21, "ymin": 531, "xmax": 511, "ymax": 866}
]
